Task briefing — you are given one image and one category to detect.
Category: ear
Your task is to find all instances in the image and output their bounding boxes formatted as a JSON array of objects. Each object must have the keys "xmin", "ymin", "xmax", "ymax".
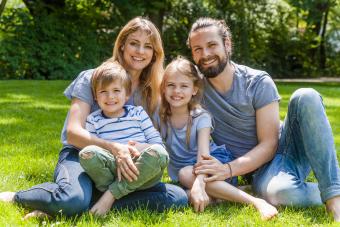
[
  {"xmin": 224, "ymin": 37, "xmax": 231, "ymax": 53},
  {"xmin": 121, "ymin": 45, "xmax": 125, "ymax": 51},
  {"xmin": 125, "ymin": 95, "xmax": 130, "ymax": 102}
]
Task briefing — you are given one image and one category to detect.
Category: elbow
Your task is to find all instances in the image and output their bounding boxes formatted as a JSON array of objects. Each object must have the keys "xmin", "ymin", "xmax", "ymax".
[{"xmin": 66, "ymin": 127, "xmax": 78, "ymax": 147}]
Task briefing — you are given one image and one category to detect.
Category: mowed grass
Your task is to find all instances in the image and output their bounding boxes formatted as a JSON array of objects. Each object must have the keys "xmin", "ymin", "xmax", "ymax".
[{"xmin": 0, "ymin": 80, "xmax": 339, "ymax": 226}]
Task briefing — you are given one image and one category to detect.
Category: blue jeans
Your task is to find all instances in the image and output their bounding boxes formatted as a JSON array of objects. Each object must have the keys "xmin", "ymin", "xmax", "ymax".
[
  {"xmin": 14, "ymin": 147, "xmax": 188, "ymax": 216},
  {"xmin": 253, "ymin": 88, "xmax": 340, "ymax": 206}
]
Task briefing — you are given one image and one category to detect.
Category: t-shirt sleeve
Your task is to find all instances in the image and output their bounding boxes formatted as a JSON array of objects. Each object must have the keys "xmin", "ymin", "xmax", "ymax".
[
  {"xmin": 252, "ymin": 75, "xmax": 281, "ymax": 109},
  {"xmin": 63, "ymin": 69, "xmax": 95, "ymax": 106},
  {"xmin": 85, "ymin": 115, "xmax": 97, "ymax": 135},
  {"xmin": 196, "ymin": 112, "xmax": 213, "ymax": 130},
  {"xmin": 139, "ymin": 107, "xmax": 164, "ymax": 146}
]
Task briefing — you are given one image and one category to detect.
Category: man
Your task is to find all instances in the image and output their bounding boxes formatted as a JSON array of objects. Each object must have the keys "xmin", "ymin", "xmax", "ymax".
[{"xmin": 188, "ymin": 17, "xmax": 340, "ymax": 222}]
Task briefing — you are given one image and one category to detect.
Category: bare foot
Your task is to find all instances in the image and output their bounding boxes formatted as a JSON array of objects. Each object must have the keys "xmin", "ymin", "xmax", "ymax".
[
  {"xmin": 23, "ymin": 210, "xmax": 51, "ymax": 220},
  {"xmin": 253, "ymin": 198, "xmax": 278, "ymax": 220},
  {"xmin": 0, "ymin": 192, "xmax": 15, "ymax": 203},
  {"xmin": 326, "ymin": 196, "xmax": 340, "ymax": 222}
]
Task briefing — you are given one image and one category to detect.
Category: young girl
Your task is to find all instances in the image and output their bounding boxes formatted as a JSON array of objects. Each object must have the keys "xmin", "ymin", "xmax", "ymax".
[{"xmin": 159, "ymin": 56, "xmax": 278, "ymax": 220}]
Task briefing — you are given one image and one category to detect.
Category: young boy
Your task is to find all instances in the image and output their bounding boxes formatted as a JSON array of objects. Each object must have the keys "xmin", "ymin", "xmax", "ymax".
[{"xmin": 79, "ymin": 61, "xmax": 168, "ymax": 216}]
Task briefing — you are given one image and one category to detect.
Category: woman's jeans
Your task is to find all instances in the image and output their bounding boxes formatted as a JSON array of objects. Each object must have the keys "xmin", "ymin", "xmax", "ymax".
[
  {"xmin": 253, "ymin": 88, "xmax": 340, "ymax": 206},
  {"xmin": 14, "ymin": 147, "xmax": 188, "ymax": 216},
  {"xmin": 79, "ymin": 144, "xmax": 168, "ymax": 199}
]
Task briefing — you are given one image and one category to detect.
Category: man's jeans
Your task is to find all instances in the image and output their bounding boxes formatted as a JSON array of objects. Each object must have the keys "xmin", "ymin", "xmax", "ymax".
[
  {"xmin": 79, "ymin": 144, "xmax": 168, "ymax": 199},
  {"xmin": 253, "ymin": 88, "xmax": 340, "ymax": 206},
  {"xmin": 14, "ymin": 147, "xmax": 188, "ymax": 216}
]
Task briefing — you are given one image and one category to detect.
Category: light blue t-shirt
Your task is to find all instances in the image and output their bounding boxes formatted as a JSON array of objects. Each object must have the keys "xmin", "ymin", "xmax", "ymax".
[
  {"xmin": 60, "ymin": 69, "xmax": 140, "ymax": 148},
  {"xmin": 159, "ymin": 109, "xmax": 228, "ymax": 181},
  {"xmin": 202, "ymin": 62, "xmax": 281, "ymax": 158}
]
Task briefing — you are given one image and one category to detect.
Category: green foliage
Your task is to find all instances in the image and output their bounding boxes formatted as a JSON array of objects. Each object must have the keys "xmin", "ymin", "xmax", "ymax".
[
  {"xmin": 0, "ymin": 6, "xmax": 113, "ymax": 79},
  {"xmin": 0, "ymin": 0, "xmax": 339, "ymax": 79}
]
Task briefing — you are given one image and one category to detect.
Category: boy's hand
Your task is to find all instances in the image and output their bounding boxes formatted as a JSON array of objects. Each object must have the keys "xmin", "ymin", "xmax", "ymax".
[
  {"xmin": 90, "ymin": 190, "xmax": 115, "ymax": 216},
  {"xmin": 115, "ymin": 144, "xmax": 139, "ymax": 182},
  {"xmin": 127, "ymin": 140, "xmax": 141, "ymax": 157}
]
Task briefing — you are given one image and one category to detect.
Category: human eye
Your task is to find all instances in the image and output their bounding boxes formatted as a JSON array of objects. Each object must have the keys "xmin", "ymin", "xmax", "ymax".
[
  {"xmin": 114, "ymin": 89, "xmax": 121, "ymax": 93},
  {"xmin": 209, "ymin": 43, "xmax": 217, "ymax": 48},
  {"xmin": 145, "ymin": 44, "xmax": 153, "ymax": 50},
  {"xmin": 167, "ymin": 83, "xmax": 174, "ymax": 87},
  {"xmin": 98, "ymin": 90, "xmax": 107, "ymax": 95},
  {"xmin": 194, "ymin": 47, "xmax": 202, "ymax": 53}
]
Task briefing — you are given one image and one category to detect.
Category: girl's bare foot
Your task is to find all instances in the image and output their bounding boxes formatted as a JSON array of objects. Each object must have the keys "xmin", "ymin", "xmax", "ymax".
[
  {"xmin": 326, "ymin": 196, "xmax": 340, "ymax": 222},
  {"xmin": 253, "ymin": 198, "xmax": 278, "ymax": 220},
  {"xmin": 0, "ymin": 192, "xmax": 15, "ymax": 202},
  {"xmin": 23, "ymin": 210, "xmax": 51, "ymax": 220}
]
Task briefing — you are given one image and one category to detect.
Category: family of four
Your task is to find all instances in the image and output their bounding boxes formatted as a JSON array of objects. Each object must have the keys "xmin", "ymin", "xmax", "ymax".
[{"xmin": 1, "ymin": 17, "xmax": 340, "ymax": 222}]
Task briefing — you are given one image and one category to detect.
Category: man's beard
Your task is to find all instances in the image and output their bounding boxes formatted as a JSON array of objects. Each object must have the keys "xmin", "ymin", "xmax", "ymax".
[{"xmin": 197, "ymin": 51, "xmax": 229, "ymax": 78}]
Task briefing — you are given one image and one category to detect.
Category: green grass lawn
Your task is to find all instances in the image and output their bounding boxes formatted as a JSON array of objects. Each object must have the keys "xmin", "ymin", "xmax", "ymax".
[{"xmin": 0, "ymin": 80, "xmax": 339, "ymax": 226}]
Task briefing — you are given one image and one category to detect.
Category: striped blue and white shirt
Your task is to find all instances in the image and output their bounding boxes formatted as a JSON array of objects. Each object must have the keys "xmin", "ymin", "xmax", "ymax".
[{"xmin": 86, "ymin": 105, "xmax": 163, "ymax": 146}]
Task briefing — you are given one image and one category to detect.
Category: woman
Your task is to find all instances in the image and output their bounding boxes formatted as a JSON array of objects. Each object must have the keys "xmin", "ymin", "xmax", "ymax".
[{"xmin": 0, "ymin": 17, "xmax": 188, "ymax": 218}]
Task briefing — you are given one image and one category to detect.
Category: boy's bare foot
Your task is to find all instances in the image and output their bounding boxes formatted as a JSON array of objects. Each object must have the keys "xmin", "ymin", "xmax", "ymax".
[
  {"xmin": 326, "ymin": 196, "xmax": 340, "ymax": 222},
  {"xmin": 23, "ymin": 210, "xmax": 51, "ymax": 220},
  {"xmin": 0, "ymin": 192, "xmax": 15, "ymax": 202},
  {"xmin": 253, "ymin": 198, "xmax": 278, "ymax": 220}
]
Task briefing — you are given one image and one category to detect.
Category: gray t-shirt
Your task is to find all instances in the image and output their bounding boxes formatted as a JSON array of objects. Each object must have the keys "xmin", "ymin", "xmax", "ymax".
[
  {"xmin": 203, "ymin": 62, "xmax": 281, "ymax": 157},
  {"xmin": 61, "ymin": 69, "xmax": 139, "ymax": 148},
  {"xmin": 159, "ymin": 109, "xmax": 227, "ymax": 181}
]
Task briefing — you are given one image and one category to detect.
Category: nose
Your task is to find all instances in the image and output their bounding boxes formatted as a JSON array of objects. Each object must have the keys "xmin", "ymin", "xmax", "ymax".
[
  {"xmin": 136, "ymin": 46, "xmax": 145, "ymax": 54},
  {"xmin": 201, "ymin": 48, "xmax": 210, "ymax": 58}
]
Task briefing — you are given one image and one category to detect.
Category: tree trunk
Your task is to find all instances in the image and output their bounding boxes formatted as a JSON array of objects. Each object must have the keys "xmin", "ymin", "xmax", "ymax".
[
  {"xmin": 0, "ymin": 0, "xmax": 7, "ymax": 18},
  {"xmin": 319, "ymin": 6, "xmax": 329, "ymax": 70}
]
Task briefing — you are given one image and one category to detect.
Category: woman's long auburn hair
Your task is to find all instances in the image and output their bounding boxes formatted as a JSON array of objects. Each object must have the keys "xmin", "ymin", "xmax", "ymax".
[
  {"xmin": 159, "ymin": 56, "xmax": 204, "ymax": 148},
  {"xmin": 109, "ymin": 17, "xmax": 164, "ymax": 118}
]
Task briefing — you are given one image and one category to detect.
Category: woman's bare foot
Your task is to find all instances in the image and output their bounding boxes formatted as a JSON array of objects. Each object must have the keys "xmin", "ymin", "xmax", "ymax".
[
  {"xmin": 253, "ymin": 198, "xmax": 278, "ymax": 220},
  {"xmin": 326, "ymin": 196, "xmax": 340, "ymax": 222},
  {"xmin": 23, "ymin": 210, "xmax": 51, "ymax": 220},
  {"xmin": 0, "ymin": 192, "xmax": 15, "ymax": 202}
]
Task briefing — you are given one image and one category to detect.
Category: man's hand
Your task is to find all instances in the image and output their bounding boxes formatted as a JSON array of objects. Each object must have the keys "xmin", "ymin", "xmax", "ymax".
[
  {"xmin": 90, "ymin": 190, "xmax": 115, "ymax": 216},
  {"xmin": 190, "ymin": 176, "xmax": 210, "ymax": 212},
  {"xmin": 194, "ymin": 155, "xmax": 231, "ymax": 182},
  {"xmin": 115, "ymin": 143, "xmax": 140, "ymax": 182}
]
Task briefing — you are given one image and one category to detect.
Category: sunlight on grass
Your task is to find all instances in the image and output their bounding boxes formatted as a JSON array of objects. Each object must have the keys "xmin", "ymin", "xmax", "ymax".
[{"xmin": 0, "ymin": 118, "xmax": 23, "ymax": 125}]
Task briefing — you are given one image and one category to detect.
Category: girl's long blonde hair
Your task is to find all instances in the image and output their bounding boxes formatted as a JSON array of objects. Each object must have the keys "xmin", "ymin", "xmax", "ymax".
[
  {"xmin": 110, "ymin": 17, "xmax": 164, "ymax": 118},
  {"xmin": 159, "ymin": 56, "xmax": 204, "ymax": 148}
]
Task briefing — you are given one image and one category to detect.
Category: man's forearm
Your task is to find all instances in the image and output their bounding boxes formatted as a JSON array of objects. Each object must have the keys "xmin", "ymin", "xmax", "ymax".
[{"xmin": 228, "ymin": 140, "xmax": 277, "ymax": 177}]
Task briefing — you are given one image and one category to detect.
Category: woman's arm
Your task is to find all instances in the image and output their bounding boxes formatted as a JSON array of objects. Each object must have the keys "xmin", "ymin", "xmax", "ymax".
[{"xmin": 66, "ymin": 98, "xmax": 139, "ymax": 181}]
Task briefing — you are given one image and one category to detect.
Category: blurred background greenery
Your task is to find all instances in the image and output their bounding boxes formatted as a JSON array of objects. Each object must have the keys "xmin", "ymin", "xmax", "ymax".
[{"xmin": 0, "ymin": 0, "xmax": 339, "ymax": 80}]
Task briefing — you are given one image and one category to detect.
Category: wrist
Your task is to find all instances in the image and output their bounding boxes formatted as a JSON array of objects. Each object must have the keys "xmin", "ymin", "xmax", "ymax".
[{"xmin": 224, "ymin": 162, "xmax": 233, "ymax": 179}]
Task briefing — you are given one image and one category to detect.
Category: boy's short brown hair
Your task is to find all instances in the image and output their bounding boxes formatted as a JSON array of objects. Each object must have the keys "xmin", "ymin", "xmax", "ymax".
[{"xmin": 91, "ymin": 61, "xmax": 132, "ymax": 98}]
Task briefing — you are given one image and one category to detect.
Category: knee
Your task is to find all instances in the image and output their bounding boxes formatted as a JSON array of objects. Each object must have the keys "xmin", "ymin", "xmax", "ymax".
[
  {"xmin": 79, "ymin": 145, "xmax": 100, "ymax": 159},
  {"xmin": 290, "ymin": 88, "xmax": 322, "ymax": 110},
  {"xmin": 146, "ymin": 144, "xmax": 169, "ymax": 168},
  {"xmin": 178, "ymin": 166, "xmax": 195, "ymax": 187}
]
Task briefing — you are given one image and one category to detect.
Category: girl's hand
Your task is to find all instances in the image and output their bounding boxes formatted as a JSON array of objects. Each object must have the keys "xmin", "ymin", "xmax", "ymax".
[
  {"xmin": 194, "ymin": 155, "xmax": 230, "ymax": 182},
  {"xmin": 190, "ymin": 176, "xmax": 210, "ymax": 212},
  {"xmin": 190, "ymin": 180, "xmax": 210, "ymax": 212},
  {"xmin": 115, "ymin": 144, "xmax": 140, "ymax": 182},
  {"xmin": 90, "ymin": 190, "xmax": 115, "ymax": 216}
]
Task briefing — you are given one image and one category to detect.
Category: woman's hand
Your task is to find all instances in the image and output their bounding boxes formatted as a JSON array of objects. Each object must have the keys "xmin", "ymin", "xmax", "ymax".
[
  {"xmin": 194, "ymin": 155, "xmax": 230, "ymax": 182},
  {"xmin": 190, "ymin": 176, "xmax": 210, "ymax": 212},
  {"xmin": 114, "ymin": 143, "xmax": 140, "ymax": 182}
]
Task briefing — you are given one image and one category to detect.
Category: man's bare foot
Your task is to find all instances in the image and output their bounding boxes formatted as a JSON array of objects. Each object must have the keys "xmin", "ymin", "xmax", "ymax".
[
  {"xmin": 0, "ymin": 192, "xmax": 15, "ymax": 202},
  {"xmin": 253, "ymin": 198, "xmax": 278, "ymax": 220},
  {"xmin": 326, "ymin": 196, "xmax": 340, "ymax": 222},
  {"xmin": 23, "ymin": 210, "xmax": 51, "ymax": 220}
]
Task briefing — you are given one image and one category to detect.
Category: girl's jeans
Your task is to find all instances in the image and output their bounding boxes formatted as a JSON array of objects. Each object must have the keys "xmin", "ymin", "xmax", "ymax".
[
  {"xmin": 79, "ymin": 144, "xmax": 168, "ymax": 199},
  {"xmin": 14, "ymin": 146, "xmax": 187, "ymax": 216},
  {"xmin": 253, "ymin": 88, "xmax": 340, "ymax": 206}
]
